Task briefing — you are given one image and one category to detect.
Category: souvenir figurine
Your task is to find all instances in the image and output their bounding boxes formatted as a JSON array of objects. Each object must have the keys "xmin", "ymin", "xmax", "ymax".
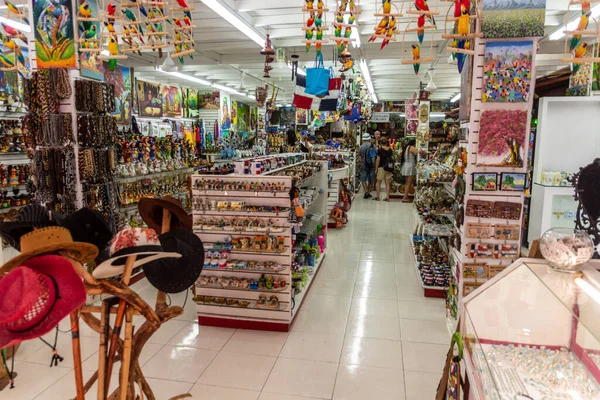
[{"xmin": 9, "ymin": 166, "xmax": 18, "ymax": 185}]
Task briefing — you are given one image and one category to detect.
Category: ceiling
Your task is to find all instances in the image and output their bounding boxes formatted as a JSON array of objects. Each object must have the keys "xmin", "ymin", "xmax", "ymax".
[{"xmin": 129, "ymin": 0, "xmax": 577, "ymax": 105}]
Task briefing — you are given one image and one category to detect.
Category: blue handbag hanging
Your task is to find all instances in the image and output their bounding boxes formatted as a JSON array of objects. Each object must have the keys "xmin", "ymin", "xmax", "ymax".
[{"xmin": 305, "ymin": 52, "xmax": 330, "ymax": 97}]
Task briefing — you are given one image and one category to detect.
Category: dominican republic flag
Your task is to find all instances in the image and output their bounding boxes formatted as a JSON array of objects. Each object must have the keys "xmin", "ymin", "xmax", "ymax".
[{"xmin": 292, "ymin": 74, "xmax": 342, "ymax": 111}]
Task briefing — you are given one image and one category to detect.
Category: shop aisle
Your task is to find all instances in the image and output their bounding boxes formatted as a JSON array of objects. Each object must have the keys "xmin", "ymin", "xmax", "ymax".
[{"xmin": 11, "ymin": 196, "xmax": 450, "ymax": 400}]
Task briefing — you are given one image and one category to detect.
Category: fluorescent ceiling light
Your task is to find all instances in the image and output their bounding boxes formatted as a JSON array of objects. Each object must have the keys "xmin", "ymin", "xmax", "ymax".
[
  {"xmin": 213, "ymin": 83, "xmax": 244, "ymax": 95},
  {"xmin": 450, "ymin": 93, "xmax": 461, "ymax": 102},
  {"xmin": 550, "ymin": 4, "xmax": 600, "ymax": 40},
  {"xmin": 359, "ymin": 60, "xmax": 377, "ymax": 104},
  {"xmin": 0, "ymin": 16, "xmax": 30, "ymax": 33},
  {"xmin": 247, "ymin": 94, "xmax": 256, "ymax": 99},
  {"xmin": 156, "ymin": 67, "xmax": 211, "ymax": 86},
  {"xmin": 430, "ymin": 112, "xmax": 447, "ymax": 117},
  {"xmin": 201, "ymin": 0, "xmax": 265, "ymax": 47}
]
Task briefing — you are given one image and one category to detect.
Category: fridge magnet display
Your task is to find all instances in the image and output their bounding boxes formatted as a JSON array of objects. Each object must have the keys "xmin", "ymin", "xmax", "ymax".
[
  {"xmin": 477, "ymin": 109, "xmax": 527, "ymax": 167},
  {"xmin": 103, "ymin": 63, "xmax": 132, "ymax": 124},
  {"xmin": 494, "ymin": 243, "xmax": 519, "ymax": 259},
  {"xmin": 463, "ymin": 281, "xmax": 484, "ymax": 296},
  {"xmin": 136, "ymin": 80, "xmax": 162, "ymax": 117},
  {"xmin": 494, "ymin": 224, "xmax": 520, "ymax": 240},
  {"xmin": 488, "ymin": 265, "xmax": 506, "ymax": 278},
  {"xmin": 492, "ymin": 201, "xmax": 522, "ymax": 220},
  {"xmin": 500, "ymin": 172, "xmax": 526, "ymax": 191},
  {"xmin": 466, "ymin": 200, "xmax": 493, "ymax": 218},
  {"xmin": 472, "ymin": 173, "xmax": 497, "ymax": 191},
  {"xmin": 481, "ymin": 0, "xmax": 545, "ymax": 39},
  {"xmin": 162, "ymin": 85, "xmax": 182, "ymax": 117},
  {"xmin": 482, "ymin": 41, "xmax": 533, "ymax": 103},
  {"xmin": 463, "ymin": 263, "xmax": 489, "ymax": 279},
  {"xmin": 466, "ymin": 222, "xmax": 493, "ymax": 239},
  {"xmin": 296, "ymin": 108, "xmax": 308, "ymax": 125},
  {"xmin": 33, "ymin": 0, "xmax": 76, "ymax": 69},
  {"xmin": 468, "ymin": 243, "xmax": 494, "ymax": 258}
]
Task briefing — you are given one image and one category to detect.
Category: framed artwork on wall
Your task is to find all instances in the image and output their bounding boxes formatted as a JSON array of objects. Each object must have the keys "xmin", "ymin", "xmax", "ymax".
[
  {"xmin": 483, "ymin": 41, "xmax": 533, "ymax": 103},
  {"xmin": 477, "ymin": 109, "xmax": 527, "ymax": 167},
  {"xmin": 500, "ymin": 172, "xmax": 526, "ymax": 191},
  {"xmin": 472, "ymin": 173, "xmax": 498, "ymax": 191}
]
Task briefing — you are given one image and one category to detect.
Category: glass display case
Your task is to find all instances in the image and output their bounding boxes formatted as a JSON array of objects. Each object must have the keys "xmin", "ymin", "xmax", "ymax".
[{"xmin": 462, "ymin": 258, "xmax": 600, "ymax": 400}]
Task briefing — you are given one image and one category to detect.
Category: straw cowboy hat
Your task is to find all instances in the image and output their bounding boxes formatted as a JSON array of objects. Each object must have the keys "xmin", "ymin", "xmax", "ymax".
[
  {"xmin": 138, "ymin": 196, "xmax": 192, "ymax": 234},
  {"xmin": 0, "ymin": 227, "xmax": 98, "ymax": 276},
  {"xmin": 0, "ymin": 255, "xmax": 86, "ymax": 348},
  {"xmin": 92, "ymin": 227, "xmax": 181, "ymax": 279},
  {"xmin": 143, "ymin": 230, "xmax": 204, "ymax": 293}
]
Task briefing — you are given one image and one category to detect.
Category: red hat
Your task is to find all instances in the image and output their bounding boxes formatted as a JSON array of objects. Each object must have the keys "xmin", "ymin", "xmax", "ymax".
[{"xmin": 0, "ymin": 255, "xmax": 86, "ymax": 349}]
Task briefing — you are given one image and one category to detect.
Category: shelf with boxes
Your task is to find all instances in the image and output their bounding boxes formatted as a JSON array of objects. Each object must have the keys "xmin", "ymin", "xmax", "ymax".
[{"xmin": 191, "ymin": 160, "xmax": 328, "ymax": 331}]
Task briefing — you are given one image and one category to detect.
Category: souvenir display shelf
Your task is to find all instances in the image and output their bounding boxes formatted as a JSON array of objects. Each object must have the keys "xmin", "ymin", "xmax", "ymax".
[
  {"xmin": 447, "ymin": 37, "xmax": 537, "ymax": 337},
  {"xmin": 462, "ymin": 258, "xmax": 600, "ymax": 400},
  {"xmin": 191, "ymin": 161, "xmax": 328, "ymax": 331},
  {"xmin": 319, "ymin": 151, "xmax": 353, "ymax": 228}
]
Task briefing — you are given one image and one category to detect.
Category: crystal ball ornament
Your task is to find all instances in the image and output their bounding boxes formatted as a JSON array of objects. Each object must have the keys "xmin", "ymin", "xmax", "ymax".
[{"xmin": 539, "ymin": 228, "xmax": 594, "ymax": 273}]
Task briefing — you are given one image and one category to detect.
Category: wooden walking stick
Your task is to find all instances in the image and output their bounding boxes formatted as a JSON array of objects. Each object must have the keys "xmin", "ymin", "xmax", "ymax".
[
  {"xmin": 155, "ymin": 209, "xmax": 171, "ymax": 311},
  {"xmin": 104, "ymin": 254, "xmax": 137, "ymax": 392},
  {"xmin": 97, "ymin": 297, "xmax": 118, "ymax": 400},
  {"xmin": 119, "ymin": 306, "xmax": 135, "ymax": 400},
  {"xmin": 70, "ymin": 310, "xmax": 85, "ymax": 400}
]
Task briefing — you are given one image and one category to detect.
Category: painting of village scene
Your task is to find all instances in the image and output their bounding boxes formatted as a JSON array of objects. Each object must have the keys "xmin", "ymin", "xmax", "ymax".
[
  {"xmin": 473, "ymin": 173, "xmax": 498, "ymax": 191},
  {"xmin": 482, "ymin": 0, "xmax": 545, "ymax": 38},
  {"xmin": 483, "ymin": 41, "xmax": 533, "ymax": 103}
]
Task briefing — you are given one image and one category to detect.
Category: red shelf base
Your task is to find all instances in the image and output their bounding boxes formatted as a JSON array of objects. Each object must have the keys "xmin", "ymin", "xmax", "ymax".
[
  {"xmin": 198, "ymin": 316, "xmax": 290, "ymax": 332},
  {"xmin": 423, "ymin": 287, "xmax": 446, "ymax": 298}
]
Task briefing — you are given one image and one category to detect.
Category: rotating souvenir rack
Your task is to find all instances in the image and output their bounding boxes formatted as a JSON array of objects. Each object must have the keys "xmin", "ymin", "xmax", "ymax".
[{"xmin": 191, "ymin": 161, "xmax": 328, "ymax": 331}]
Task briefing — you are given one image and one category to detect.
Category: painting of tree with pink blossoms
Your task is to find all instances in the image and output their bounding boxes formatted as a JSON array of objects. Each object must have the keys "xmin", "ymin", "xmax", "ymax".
[{"xmin": 477, "ymin": 109, "xmax": 527, "ymax": 167}]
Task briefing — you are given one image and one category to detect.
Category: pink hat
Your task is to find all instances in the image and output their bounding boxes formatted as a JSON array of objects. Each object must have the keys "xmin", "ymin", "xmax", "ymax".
[{"xmin": 0, "ymin": 255, "xmax": 86, "ymax": 349}]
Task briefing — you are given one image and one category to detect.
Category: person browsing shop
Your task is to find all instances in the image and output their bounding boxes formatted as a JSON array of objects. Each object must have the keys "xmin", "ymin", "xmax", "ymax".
[
  {"xmin": 373, "ymin": 130, "xmax": 381, "ymax": 148},
  {"xmin": 299, "ymin": 130, "xmax": 313, "ymax": 154},
  {"xmin": 400, "ymin": 138, "xmax": 418, "ymax": 203},
  {"xmin": 358, "ymin": 133, "xmax": 376, "ymax": 198},
  {"xmin": 374, "ymin": 137, "xmax": 394, "ymax": 201}
]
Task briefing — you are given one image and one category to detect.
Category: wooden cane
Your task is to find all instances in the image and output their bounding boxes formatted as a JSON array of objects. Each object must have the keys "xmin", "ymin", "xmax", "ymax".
[
  {"xmin": 104, "ymin": 255, "xmax": 137, "ymax": 392},
  {"xmin": 155, "ymin": 210, "xmax": 171, "ymax": 310},
  {"xmin": 119, "ymin": 307, "xmax": 135, "ymax": 400},
  {"xmin": 70, "ymin": 310, "xmax": 85, "ymax": 400},
  {"xmin": 97, "ymin": 297, "xmax": 119, "ymax": 400}
]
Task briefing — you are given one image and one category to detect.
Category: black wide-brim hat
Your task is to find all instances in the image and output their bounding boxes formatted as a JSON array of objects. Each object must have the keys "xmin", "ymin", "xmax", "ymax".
[
  {"xmin": 143, "ymin": 230, "xmax": 204, "ymax": 294},
  {"xmin": 0, "ymin": 205, "xmax": 64, "ymax": 251},
  {"xmin": 138, "ymin": 196, "xmax": 192, "ymax": 234},
  {"xmin": 59, "ymin": 208, "xmax": 113, "ymax": 253}
]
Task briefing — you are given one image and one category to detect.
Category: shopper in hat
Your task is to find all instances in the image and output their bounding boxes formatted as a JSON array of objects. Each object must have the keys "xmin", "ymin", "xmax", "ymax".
[
  {"xmin": 358, "ymin": 133, "xmax": 376, "ymax": 198},
  {"xmin": 299, "ymin": 130, "xmax": 313, "ymax": 154}
]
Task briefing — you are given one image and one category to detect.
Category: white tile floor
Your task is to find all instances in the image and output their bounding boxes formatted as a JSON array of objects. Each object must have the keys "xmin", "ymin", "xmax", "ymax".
[{"xmin": 7, "ymin": 196, "xmax": 451, "ymax": 400}]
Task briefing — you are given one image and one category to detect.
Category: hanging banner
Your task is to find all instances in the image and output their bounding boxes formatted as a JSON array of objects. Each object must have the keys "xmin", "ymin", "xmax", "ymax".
[
  {"xmin": 79, "ymin": 0, "xmax": 102, "ymax": 79},
  {"xmin": 33, "ymin": 0, "xmax": 77, "ymax": 69},
  {"xmin": 103, "ymin": 63, "xmax": 132, "ymax": 124}
]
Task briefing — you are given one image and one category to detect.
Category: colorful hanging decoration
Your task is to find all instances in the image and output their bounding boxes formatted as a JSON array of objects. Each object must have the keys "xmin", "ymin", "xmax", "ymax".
[
  {"xmin": 302, "ymin": 0, "xmax": 329, "ymax": 57},
  {"xmin": 368, "ymin": 0, "xmax": 402, "ymax": 49},
  {"xmin": 97, "ymin": 0, "xmax": 128, "ymax": 70},
  {"xmin": 331, "ymin": 0, "xmax": 360, "ymax": 55},
  {"xmin": 442, "ymin": 0, "xmax": 481, "ymax": 73},
  {"xmin": 170, "ymin": 0, "xmax": 196, "ymax": 64},
  {"xmin": 260, "ymin": 34, "xmax": 275, "ymax": 78},
  {"xmin": 401, "ymin": 0, "xmax": 438, "ymax": 74},
  {"xmin": 560, "ymin": 2, "xmax": 600, "ymax": 74}
]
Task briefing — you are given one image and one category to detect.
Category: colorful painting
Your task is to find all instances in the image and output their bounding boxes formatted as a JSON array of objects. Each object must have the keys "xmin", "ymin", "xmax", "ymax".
[
  {"xmin": 472, "ymin": 173, "xmax": 498, "ymax": 191},
  {"xmin": 182, "ymin": 88, "xmax": 189, "ymax": 118},
  {"xmin": 33, "ymin": 0, "xmax": 77, "ymax": 69},
  {"xmin": 78, "ymin": 0, "xmax": 102, "ymax": 79},
  {"xmin": 296, "ymin": 108, "xmax": 308, "ymax": 125},
  {"xmin": 103, "ymin": 63, "xmax": 132, "ymax": 124},
  {"xmin": 236, "ymin": 101, "xmax": 250, "ymax": 134},
  {"xmin": 232, "ymin": 100, "xmax": 238, "ymax": 127},
  {"xmin": 405, "ymin": 99, "xmax": 418, "ymax": 119},
  {"xmin": 483, "ymin": 41, "xmax": 533, "ymax": 103},
  {"xmin": 568, "ymin": 43, "xmax": 595, "ymax": 96},
  {"xmin": 500, "ymin": 173, "xmax": 526, "ymax": 191},
  {"xmin": 482, "ymin": 0, "xmax": 545, "ymax": 38},
  {"xmin": 220, "ymin": 93, "xmax": 231, "ymax": 132},
  {"xmin": 188, "ymin": 88, "xmax": 199, "ymax": 117},
  {"xmin": 136, "ymin": 80, "xmax": 162, "ymax": 117},
  {"xmin": 280, "ymin": 107, "xmax": 296, "ymax": 126},
  {"xmin": 477, "ymin": 109, "xmax": 527, "ymax": 167},
  {"xmin": 250, "ymin": 107, "xmax": 257, "ymax": 131},
  {"xmin": 161, "ymin": 85, "xmax": 181, "ymax": 117},
  {"xmin": 198, "ymin": 91, "xmax": 219, "ymax": 109}
]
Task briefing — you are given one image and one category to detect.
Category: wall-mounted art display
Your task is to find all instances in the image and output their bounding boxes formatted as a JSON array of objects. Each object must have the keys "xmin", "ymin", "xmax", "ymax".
[
  {"xmin": 236, "ymin": 101, "xmax": 250, "ymax": 135},
  {"xmin": 187, "ymin": 88, "xmax": 199, "ymax": 117},
  {"xmin": 136, "ymin": 80, "xmax": 162, "ymax": 117},
  {"xmin": 492, "ymin": 201, "xmax": 522, "ymax": 220},
  {"xmin": 482, "ymin": 0, "xmax": 545, "ymax": 39},
  {"xmin": 462, "ymin": 262, "xmax": 489, "ymax": 279},
  {"xmin": 199, "ymin": 91, "xmax": 220, "ymax": 109},
  {"xmin": 33, "ymin": 0, "xmax": 77, "ymax": 68},
  {"xmin": 405, "ymin": 99, "xmax": 418, "ymax": 119},
  {"xmin": 483, "ymin": 41, "xmax": 533, "ymax": 103},
  {"xmin": 220, "ymin": 94, "xmax": 232, "ymax": 132},
  {"xmin": 78, "ymin": 0, "xmax": 102, "ymax": 79},
  {"xmin": 477, "ymin": 109, "xmax": 527, "ymax": 167},
  {"xmin": 296, "ymin": 108, "xmax": 308, "ymax": 125},
  {"xmin": 103, "ymin": 63, "xmax": 132, "ymax": 124},
  {"xmin": 466, "ymin": 200, "xmax": 493, "ymax": 218},
  {"xmin": 250, "ymin": 107, "xmax": 258, "ymax": 131},
  {"xmin": 280, "ymin": 107, "xmax": 296, "ymax": 126},
  {"xmin": 162, "ymin": 85, "xmax": 182, "ymax": 117},
  {"xmin": 466, "ymin": 223, "xmax": 493, "ymax": 239},
  {"xmin": 500, "ymin": 172, "xmax": 526, "ymax": 191},
  {"xmin": 494, "ymin": 224, "xmax": 520, "ymax": 240},
  {"xmin": 472, "ymin": 173, "xmax": 498, "ymax": 191},
  {"xmin": 468, "ymin": 243, "xmax": 494, "ymax": 258},
  {"xmin": 494, "ymin": 243, "xmax": 519, "ymax": 259}
]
